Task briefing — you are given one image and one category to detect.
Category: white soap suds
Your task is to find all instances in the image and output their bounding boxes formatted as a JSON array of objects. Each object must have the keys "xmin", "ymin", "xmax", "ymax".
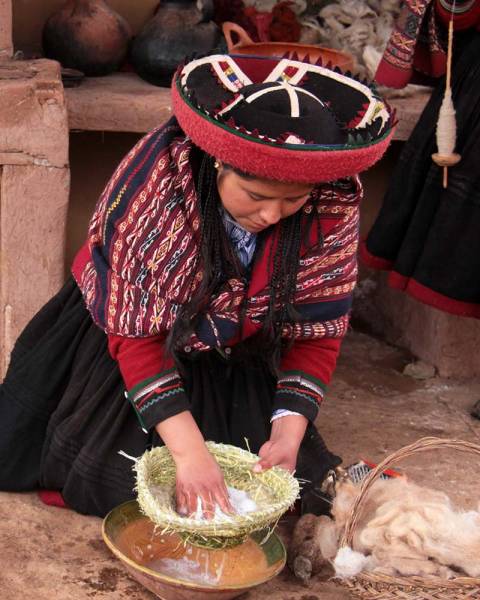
[
  {"xmin": 150, "ymin": 484, "xmax": 258, "ymax": 521},
  {"xmin": 192, "ymin": 486, "xmax": 258, "ymax": 521}
]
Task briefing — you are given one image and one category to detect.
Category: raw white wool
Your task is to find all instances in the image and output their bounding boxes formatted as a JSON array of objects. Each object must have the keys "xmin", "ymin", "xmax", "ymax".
[
  {"xmin": 333, "ymin": 546, "xmax": 373, "ymax": 578},
  {"xmin": 332, "ymin": 478, "xmax": 480, "ymax": 578}
]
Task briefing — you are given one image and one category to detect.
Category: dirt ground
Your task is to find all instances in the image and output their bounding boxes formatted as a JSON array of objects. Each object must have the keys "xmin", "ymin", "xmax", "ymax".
[{"xmin": 1, "ymin": 330, "xmax": 479, "ymax": 600}]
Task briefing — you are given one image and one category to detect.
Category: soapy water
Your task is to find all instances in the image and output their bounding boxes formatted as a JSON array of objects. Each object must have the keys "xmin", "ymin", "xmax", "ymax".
[
  {"xmin": 146, "ymin": 534, "xmax": 270, "ymax": 586},
  {"xmin": 116, "ymin": 517, "xmax": 276, "ymax": 588},
  {"xmin": 152, "ymin": 553, "xmax": 227, "ymax": 586}
]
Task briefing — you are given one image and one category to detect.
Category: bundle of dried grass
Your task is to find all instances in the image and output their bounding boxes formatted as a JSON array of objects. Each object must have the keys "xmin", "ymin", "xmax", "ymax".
[{"xmin": 135, "ymin": 441, "xmax": 299, "ymax": 548}]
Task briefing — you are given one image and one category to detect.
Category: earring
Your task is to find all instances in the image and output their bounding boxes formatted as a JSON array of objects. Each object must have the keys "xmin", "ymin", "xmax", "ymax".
[{"xmin": 214, "ymin": 161, "xmax": 220, "ymax": 169}]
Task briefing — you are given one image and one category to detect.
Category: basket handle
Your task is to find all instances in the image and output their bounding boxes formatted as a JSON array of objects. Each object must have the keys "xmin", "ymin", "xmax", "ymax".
[
  {"xmin": 222, "ymin": 22, "xmax": 254, "ymax": 52},
  {"xmin": 339, "ymin": 436, "xmax": 480, "ymax": 548}
]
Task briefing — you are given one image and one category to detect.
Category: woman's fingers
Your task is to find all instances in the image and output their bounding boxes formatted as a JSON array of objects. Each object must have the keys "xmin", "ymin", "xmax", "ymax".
[
  {"xmin": 253, "ymin": 440, "xmax": 276, "ymax": 472},
  {"xmin": 253, "ymin": 458, "xmax": 271, "ymax": 473},
  {"xmin": 253, "ymin": 439, "xmax": 297, "ymax": 473},
  {"xmin": 178, "ymin": 486, "xmax": 234, "ymax": 519},
  {"xmin": 176, "ymin": 464, "xmax": 235, "ymax": 519},
  {"xmin": 176, "ymin": 489, "xmax": 189, "ymax": 516},
  {"xmin": 201, "ymin": 490, "xmax": 216, "ymax": 519},
  {"xmin": 215, "ymin": 484, "xmax": 234, "ymax": 514}
]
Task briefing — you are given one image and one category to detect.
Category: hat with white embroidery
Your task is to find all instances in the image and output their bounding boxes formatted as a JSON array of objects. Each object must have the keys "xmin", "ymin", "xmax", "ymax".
[{"xmin": 171, "ymin": 53, "xmax": 395, "ymax": 183}]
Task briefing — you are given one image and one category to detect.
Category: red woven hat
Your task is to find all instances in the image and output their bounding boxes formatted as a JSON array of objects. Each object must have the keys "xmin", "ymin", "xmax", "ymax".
[{"xmin": 171, "ymin": 53, "xmax": 396, "ymax": 183}]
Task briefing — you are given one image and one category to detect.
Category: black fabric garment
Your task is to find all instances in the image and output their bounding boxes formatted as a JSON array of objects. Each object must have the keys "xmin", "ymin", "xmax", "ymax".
[
  {"xmin": 0, "ymin": 278, "xmax": 340, "ymax": 517},
  {"xmin": 365, "ymin": 32, "xmax": 480, "ymax": 307}
]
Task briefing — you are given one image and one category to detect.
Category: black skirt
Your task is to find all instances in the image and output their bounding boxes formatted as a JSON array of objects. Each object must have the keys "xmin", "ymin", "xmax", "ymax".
[
  {"xmin": 362, "ymin": 32, "xmax": 480, "ymax": 317},
  {"xmin": 0, "ymin": 278, "xmax": 340, "ymax": 517}
]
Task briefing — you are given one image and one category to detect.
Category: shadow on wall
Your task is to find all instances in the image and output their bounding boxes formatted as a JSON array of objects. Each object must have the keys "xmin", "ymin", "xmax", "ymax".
[{"xmin": 66, "ymin": 130, "xmax": 142, "ymax": 275}]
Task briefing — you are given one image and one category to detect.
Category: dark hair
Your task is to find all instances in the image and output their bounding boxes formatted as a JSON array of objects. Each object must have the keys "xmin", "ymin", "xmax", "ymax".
[{"xmin": 166, "ymin": 152, "xmax": 320, "ymax": 372}]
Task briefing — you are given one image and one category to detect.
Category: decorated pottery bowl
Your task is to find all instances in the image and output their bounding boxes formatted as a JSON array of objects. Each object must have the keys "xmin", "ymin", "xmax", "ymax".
[{"xmin": 102, "ymin": 500, "xmax": 287, "ymax": 600}]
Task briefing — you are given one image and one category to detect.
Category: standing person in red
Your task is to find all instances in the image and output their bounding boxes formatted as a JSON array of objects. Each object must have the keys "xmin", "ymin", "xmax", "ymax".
[
  {"xmin": 364, "ymin": 0, "xmax": 480, "ymax": 419},
  {"xmin": 0, "ymin": 54, "xmax": 394, "ymax": 517},
  {"xmin": 363, "ymin": 1, "xmax": 480, "ymax": 315}
]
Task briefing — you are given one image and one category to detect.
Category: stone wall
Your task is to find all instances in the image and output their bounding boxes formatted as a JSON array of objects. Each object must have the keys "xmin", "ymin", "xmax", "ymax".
[
  {"xmin": 0, "ymin": 0, "xmax": 12, "ymax": 58},
  {"xmin": 354, "ymin": 269, "xmax": 480, "ymax": 378},
  {"xmin": 0, "ymin": 59, "xmax": 70, "ymax": 376}
]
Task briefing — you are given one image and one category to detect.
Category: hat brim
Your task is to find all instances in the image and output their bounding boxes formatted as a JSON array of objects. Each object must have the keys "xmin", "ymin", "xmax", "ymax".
[{"xmin": 172, "ymin": 76, "xmax": 395, "ymax": 183}]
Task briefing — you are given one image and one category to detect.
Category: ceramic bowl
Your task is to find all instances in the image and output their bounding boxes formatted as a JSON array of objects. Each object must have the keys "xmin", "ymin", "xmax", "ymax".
[{"xmin": 102, "ymin": 500, "xmax": 287, "ymax": 600}]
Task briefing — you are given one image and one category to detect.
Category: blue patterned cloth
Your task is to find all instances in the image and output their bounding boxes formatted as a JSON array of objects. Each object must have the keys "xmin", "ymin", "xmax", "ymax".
[{"xmin": 221, "ymin": 208, "xmax": 257, "ymax": 268}]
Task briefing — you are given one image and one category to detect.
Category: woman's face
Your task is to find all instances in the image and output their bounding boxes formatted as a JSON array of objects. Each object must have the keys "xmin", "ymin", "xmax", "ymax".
[{"xmin": 216, "ymin": 165, "xmax": 314, "ymax": 233}]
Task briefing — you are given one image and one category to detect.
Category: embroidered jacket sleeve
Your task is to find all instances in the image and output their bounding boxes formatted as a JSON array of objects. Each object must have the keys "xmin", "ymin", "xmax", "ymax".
[
  {"xmin": 270, "ymin": 178, "xmax": 361, "ymax": 422},
  {"xmin": 273, "ymin": 337, "xmax": 343, "ymax": 422},
  {"xmin": 108, "ymin": 335, "xmax": 189, "ymax": 431}
]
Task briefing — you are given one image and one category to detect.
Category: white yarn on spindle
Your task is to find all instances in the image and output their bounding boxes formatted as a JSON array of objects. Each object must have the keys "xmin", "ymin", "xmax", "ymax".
[
  {"xmin": 436, "ymin": 88, "xmax": 457, "ymax": 156},
  {"xmin": 431, "ymin": 7, "xmax": 461, "ymax": 188}
]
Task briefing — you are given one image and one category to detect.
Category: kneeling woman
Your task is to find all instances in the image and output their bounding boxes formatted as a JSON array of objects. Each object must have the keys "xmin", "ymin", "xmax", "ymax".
[{"xmin": 0, "ymin": 54, "xmax": 394, "ymax": 517}]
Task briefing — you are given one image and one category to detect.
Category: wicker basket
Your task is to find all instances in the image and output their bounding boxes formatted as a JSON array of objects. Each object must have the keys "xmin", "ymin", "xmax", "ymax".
[
  {"xmin": 135, "ymin": 441, "xmax": 299, "ymax": 548},
  {"xmin": 337, "ymin": 437, "xmax": 480, "ymax": 599}
]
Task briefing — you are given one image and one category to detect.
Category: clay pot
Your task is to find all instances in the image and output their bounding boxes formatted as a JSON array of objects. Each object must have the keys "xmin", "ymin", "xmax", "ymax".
[
  {"xmin": 42, "ymin": 0, "xmax": 132, "ymax": 77},
  {"xmin": 223, "ymin": 22, "xmax": 355, "ymax": 72},
  {"xmin": 130, "ymin": 0, "xmax": 221, "ymax": 87}
]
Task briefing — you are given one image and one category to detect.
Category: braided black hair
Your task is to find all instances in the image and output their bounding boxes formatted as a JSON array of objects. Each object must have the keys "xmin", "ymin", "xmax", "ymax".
[{"xmin": 166, "ymin": 151, "xmax": 319, "ymax": 372}]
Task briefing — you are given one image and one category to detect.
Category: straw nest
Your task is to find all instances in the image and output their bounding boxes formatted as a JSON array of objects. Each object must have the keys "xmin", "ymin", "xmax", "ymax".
[{"xmin": 135, "ymin": 442, "xmax": 300, "ymax": 548}]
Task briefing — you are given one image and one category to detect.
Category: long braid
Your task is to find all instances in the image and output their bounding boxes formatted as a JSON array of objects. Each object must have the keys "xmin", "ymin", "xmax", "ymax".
[
  {"xmin": 259, "ymin": 209, "xmax": 304, "ymax": 367},
  {"xmin": 166, "ymin": 151, "xmax": 321, "ymax": 372},
  {"xmin": 166, "ymin": 153, "xmax": 240, "ymax": 360},
  {"xmin": 200, "ymin": 155, "xmax": 240, "ymax": 285}
]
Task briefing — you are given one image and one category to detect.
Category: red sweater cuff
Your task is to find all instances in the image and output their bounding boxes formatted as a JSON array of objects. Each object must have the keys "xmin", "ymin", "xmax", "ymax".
[
  {"xmin": 108, "ymin": 334, "xmax": 176, "ymax": 390},
  {"xmin": 274, "ymin": 337, "xmax": 343, "ymax": 421},
  {"xmin": 108, "ymin": 334, "xmax": 189, "ymax": 430}
]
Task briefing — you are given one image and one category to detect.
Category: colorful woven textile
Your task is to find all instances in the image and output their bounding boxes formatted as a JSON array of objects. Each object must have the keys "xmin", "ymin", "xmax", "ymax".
[
  {"xmin": 376, "ymin": 0, "xmax": 441, "ymax": 88},
  {"xmin": 376, "ymin": 0, "xmax": 480, "ymax": 88},
  {"xmin": 72, "ymin": 118, "xmax": 361, "ymax": 351},
  {"xmin": 172, "ymin": 53, "xmax": 395, "ymax": 182}
]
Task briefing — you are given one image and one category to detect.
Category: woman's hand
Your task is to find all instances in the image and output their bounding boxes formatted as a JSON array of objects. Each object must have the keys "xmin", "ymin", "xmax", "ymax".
[
  {"xmin": 253, "ymin": 414, "xmax": 308, "ymax": 474},
  {"xmin": 175, "ymin": 447, "xmax": 232, "ymax": 518},
  {"xmin": 155, "ymin": 411, "xmax": 232, "ymax": 519}
]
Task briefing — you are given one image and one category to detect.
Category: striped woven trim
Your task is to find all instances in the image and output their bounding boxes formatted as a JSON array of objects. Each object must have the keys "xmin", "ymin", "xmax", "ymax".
[
  {"xmin": 129, "ymin": 368, "xmax": 178, "ymax": 398},
  {"xmin": 275, "ymin": 371, "xmax": 326, "ymax": 414},
  {"xmin": 278, "ymin": 370, "xmax": 326, "ymax": 397},
  {"xmin": 127, "ymin": 369, "xmax": 186, "ymax": 417},
  {"xmin": 138, "ymin": 386, "xmax": 185, "ymax": 414},
  {"xmin": 275, "ymin": 386, "xmax": 321, "ymax": 407}
]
